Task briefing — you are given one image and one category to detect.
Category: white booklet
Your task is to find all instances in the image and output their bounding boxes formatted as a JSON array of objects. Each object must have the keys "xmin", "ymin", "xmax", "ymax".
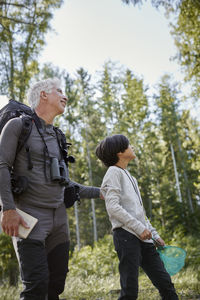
[{"xmin": 16, "ymin": 208, "xmax": 38, "ymax": 239}]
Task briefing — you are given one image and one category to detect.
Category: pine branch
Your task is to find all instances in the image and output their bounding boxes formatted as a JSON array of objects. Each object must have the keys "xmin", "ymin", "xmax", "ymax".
[
  {"xmin": 0, "ymin": 2, "xmax": 28, "ymax": 8},
  {"xmin": 0, "ymin": 15, "xmax": 35, "ymax": 25}
]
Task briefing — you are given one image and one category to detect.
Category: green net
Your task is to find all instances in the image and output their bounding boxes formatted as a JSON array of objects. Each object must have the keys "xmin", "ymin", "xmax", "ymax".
[{"xmin": 157, "ymin": 246, "xmax": 187, "ymax": 276}]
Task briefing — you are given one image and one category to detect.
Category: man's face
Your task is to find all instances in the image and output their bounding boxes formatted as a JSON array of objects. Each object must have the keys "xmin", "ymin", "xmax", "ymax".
[{"xmin": 45, "ymin": 87, "xmax": 68, "ymax": 115}]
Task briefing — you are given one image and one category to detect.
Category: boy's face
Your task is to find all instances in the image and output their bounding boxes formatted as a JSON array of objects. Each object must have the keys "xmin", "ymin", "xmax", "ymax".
[{"xmin": 119, "ymin": 144, "xmax": 136, "ymax": 161}]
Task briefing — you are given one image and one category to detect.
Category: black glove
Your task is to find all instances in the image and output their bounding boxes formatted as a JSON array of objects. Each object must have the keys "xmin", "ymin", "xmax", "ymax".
[{"xmin": 64, "ymin": 184, "xmax": 80, "ymax": 208}]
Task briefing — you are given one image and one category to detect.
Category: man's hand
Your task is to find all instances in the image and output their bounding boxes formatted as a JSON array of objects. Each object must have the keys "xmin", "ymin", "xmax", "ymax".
[
  {"xmin": 1, "ymin": 209, "xmax": 29, "ymax": 237},
  {"xmin": 140, "ymin": 229, "xmax": 152, "ymax": 240}
]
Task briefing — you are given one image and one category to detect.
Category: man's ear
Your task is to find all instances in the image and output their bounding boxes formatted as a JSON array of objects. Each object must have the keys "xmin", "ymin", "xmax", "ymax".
[{"xmin": 40, "ymin": 91, "xmax": 47, "ymax": 100}]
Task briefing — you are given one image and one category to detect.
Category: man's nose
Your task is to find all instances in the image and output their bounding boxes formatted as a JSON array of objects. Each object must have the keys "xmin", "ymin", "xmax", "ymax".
[{"xmin": 62, "ymin": 95, "xmax": 68, "ymax": 102}]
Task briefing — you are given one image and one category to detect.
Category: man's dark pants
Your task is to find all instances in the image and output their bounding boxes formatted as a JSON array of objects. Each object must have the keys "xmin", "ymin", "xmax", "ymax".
[
  {"xmin": 15, "ymin": 239, "xmax": 69, "ymax": 300},
  {"xmin": 13, "ymin": 204, "xmax": 69, "ymax": 300},
  {"xmin": 113, "ymin": 228, "xmax": 179, "ymax": 300}
]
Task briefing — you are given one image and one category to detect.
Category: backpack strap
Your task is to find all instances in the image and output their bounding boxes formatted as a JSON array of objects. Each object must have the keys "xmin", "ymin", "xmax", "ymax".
[
  {"xmin": 17, "ymin": 116, "xmax": 34, "ymax": 170},
  {"xmin": 31, "ymin": 112, "xmax": 51, "ymax": 179},
  {"xmin": 17, "ymin": 116, "xmax": 33, "ymax": 153},
  {"xmin": 54, "ymin": 127, "xmax": 67, "ymax": 159},
  {"xmin": 53, "ymin": 127, "xmax": 75, "ymax": 165}
]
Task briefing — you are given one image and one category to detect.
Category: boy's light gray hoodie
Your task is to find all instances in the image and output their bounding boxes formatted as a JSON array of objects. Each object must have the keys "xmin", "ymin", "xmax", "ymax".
[{"xmin": 101, "ymin": 166, "xmax": 160, "ymax": 243}]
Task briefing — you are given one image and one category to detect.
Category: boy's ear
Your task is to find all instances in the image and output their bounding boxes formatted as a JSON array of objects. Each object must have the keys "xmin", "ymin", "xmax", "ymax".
[{"xmin": 117, "ymin": 152, "xmax": 122, "ymax": 158}]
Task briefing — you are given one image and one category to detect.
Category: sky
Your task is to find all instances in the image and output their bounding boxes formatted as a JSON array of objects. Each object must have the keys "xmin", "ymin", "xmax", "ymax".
[
  {"xmin": 40, "ymin": 0, "xmax": 182, "ymax": 86},
  {"xmin": 0, "ymin": 0, "xmax": 193, "ymax": 112}
]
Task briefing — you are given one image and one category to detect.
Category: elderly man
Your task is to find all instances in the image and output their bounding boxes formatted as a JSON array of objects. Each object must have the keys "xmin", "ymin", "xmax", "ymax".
[{"xmin": 0, "ymin": 78, "xmax": 100, "ymax": 300}]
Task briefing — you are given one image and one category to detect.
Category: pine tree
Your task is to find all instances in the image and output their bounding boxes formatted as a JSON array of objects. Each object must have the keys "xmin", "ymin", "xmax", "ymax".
[{"xmin": 154, "ymin": 74, "xmax": 199, "ymax": 231}]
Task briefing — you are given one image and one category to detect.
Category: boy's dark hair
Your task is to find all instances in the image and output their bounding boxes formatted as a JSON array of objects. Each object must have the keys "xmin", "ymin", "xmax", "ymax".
[{"xmin": 96, "ymin": 134, "xmax": 129, "ymax": 167}]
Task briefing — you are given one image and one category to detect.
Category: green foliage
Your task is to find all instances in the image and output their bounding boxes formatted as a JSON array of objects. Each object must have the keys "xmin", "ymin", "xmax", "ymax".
[
  {"xmin": 122, "ymin": 0, "xmax": 200, "ymax": 101},
  {"xmin": 0, "ymin": 0, "xmax": 63, "ymax": 101},
  {"xmin": 153, "ymin": 74, "xmax": 200, "ymax": 231},
  {"xmin": 69, "ymin": 235, "xmax": 118, "ymax": 278},
  {"xmin": 0, "ymin": 283, "xmax": 21, "ymax": 300},
  {"xmin": 0, "ymin": 234, "xmax": 18, "ymax": 285},
  {"xmin": 171, "ymin": 0, "xmax": 200, "ymax": 97}
]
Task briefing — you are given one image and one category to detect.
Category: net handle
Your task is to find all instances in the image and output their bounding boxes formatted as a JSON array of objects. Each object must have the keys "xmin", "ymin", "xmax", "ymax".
[{"xmin": 152, "ymin": 237, "xmax": 166, "ymax": 250}]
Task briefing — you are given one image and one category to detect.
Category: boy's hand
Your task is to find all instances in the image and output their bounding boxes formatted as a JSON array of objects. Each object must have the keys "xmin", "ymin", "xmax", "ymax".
[
  {"xmin": 100, "ymin": 192, "xmax": 104, "ymax": 200},
  {"xmin": 155, "ymin": 237, "xmax": 165, "ymax": 247},
  {"xmin": 140, "ymin": 229, "xmax": 152, "ymax": 240}
]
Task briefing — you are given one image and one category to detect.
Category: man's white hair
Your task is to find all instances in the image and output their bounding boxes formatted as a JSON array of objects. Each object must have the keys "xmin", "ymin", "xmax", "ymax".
[{"xmin": 27, "ymin": 77, "xmax": 61, "ymax": 109}]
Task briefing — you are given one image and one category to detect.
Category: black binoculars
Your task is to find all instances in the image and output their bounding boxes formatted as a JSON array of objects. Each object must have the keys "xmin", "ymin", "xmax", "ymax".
[{"xmin": 50, "ymin": 157, "xmax": 70, "ymax": 185}]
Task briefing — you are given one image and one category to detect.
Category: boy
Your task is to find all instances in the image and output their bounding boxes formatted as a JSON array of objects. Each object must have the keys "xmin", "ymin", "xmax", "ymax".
[{"xmin": 96, "ymin": 134, "xmax": 178, "ymax": 300}]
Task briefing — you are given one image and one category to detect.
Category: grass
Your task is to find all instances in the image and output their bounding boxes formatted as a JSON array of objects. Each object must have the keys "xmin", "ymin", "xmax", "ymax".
[
  {"xmin": 1, "ymin": 234, "xmax": 200, "ymax": 300},
  {"xmin": 59, "ymin": 266, "xmax": 200, "ymax": 300},
  {"xmin": 0, "ymin": 264, "xmax": 199, "ymax": 300}
]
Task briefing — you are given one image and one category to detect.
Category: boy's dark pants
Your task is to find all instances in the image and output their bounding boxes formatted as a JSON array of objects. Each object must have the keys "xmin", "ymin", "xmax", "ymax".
[{"xmin": 113, "ymin": 228, "xmax": 179, "ymax": 300}]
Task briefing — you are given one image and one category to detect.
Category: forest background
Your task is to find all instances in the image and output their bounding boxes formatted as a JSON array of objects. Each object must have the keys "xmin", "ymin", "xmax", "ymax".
[{"xmin": 0, "ymin": 0, "xmax": 200, "ymax": 299}]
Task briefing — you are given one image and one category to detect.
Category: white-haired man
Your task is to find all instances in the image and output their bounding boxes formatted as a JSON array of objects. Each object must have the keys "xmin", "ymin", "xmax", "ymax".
[{"xmin": 0, "ymin": 78, "xmax": 100, "ymax": 300}]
